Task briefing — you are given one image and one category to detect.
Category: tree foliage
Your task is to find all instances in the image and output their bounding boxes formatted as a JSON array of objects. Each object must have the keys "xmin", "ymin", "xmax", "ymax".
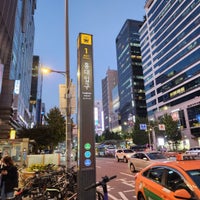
[
  {"xmin": 19, "ymin": 125, "xmax": 53, "ymax": 153},
  {"xmin": 18, "ymin": 107, "xmax": 66, "ymax": 153},
  {"xmin": 132, "ymin": 129, "xmax": 149, "ymax": 145},
  {"xmin": 132, "ymin": 117, "xmax": 149, "ymax": 145},
  {"xmin": 44, "ymin": 107, "xmax": 66, "ymax": 144},
  {"xmin": 101, "ymin": 129, "xmax": 122, "ymax": 141},
  {"xmin": 160, "ymin": 113, "xmax": 181, "ymax": 150},
  {"xmin": 96, "ymin": 129, "xmax": 122, "ymax": 143}
]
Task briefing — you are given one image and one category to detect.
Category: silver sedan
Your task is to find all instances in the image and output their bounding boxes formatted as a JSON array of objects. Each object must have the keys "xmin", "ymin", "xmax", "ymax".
[{"xmin": 128, "ymin": 151, "xmax": 168, "ymax": 172}]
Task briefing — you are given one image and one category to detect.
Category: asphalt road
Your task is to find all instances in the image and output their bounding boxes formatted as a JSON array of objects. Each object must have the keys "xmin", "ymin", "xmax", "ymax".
[{"xmin": 96, "ymin": 157, "xmax": 137, "ymax": 200}]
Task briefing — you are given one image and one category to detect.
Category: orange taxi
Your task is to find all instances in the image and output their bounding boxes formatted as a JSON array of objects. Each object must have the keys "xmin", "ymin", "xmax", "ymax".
[{"xmin": 135, "ymin": 154, "xmax": 200, "ymax": 200}]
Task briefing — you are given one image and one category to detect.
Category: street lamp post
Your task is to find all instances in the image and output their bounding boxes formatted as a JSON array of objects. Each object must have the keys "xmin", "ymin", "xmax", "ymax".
[
  {"xmin": 146, "ymin": 125, "xmax": 157, "ymax": 151},
  {"xmin": 147, "ymin": 126, "xmax": 156, "ymax": 150},
  {"xmin": 65, "ymin": 0, "xmax": 71, "ymax": 168},
  {"xmin": 152, "ymin": 126, "xmax": 157, "ymax": 150},
  {"xmin": 40, "ymin": 0, "xmax": 71, "ymax": 168},
  {"xmin": 147, "ymin": 128, "xmax": 152, "ymax": 150}
]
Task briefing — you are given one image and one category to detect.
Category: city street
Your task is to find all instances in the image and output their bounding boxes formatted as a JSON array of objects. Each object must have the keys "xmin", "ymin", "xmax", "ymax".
[{"xmin": 96, "ymin": 157, "xmax": 136, "ymax": 200}]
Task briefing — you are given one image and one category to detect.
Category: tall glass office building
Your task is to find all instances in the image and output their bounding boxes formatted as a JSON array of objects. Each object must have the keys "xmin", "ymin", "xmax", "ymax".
[
  {"xmin": 139, "ymin": 0, "xmax": 200, "ymax": 147},
  {"xmin": 102, "ymin": 69, "xmax": 118, "ymax": 130},
  {"xmin": 116, "ymin": 19, "xmax": 147, "ymax": 131},
  {"xmin": 0, "ymin": 0, "xmax": 36, "ymax": 138}
]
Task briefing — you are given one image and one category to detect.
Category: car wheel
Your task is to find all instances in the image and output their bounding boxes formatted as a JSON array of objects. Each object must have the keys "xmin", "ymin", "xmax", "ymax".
[
  {"xmin": 130, "ymin": 163, "xmax": 135, "ymax": 173},
  {"xmin": 123, "ymin": 157, "xmax": 128, "ymax": 163},
  {"xmin": 138, "ymin": 193, "xmax": 145, "ymax": 200}
]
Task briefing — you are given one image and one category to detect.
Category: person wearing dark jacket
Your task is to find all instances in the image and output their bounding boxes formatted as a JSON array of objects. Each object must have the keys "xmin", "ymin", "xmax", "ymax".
[{"xmin": 0, "ymin": 156, "xmax": 18, "ymax": 200}]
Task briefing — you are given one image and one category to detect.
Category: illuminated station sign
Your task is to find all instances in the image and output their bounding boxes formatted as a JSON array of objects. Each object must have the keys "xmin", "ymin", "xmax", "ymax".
[{"xmin": 77, "ymin": 33, "xmax": 96, "ymax": 199}]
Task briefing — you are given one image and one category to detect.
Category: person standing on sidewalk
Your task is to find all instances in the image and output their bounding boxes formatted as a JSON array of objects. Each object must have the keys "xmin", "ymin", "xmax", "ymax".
[{"xmin": 0, "ymin": 156, "xmax": 18, "ymax": 200}]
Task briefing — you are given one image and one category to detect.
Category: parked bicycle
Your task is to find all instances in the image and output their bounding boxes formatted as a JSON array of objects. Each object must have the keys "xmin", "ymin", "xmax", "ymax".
[
  {"xmin": 44, "ymin": 165, "xmax": 77, "ymax": 199},
  {"xmin": 9, "ymin": 164, "xmax": 78, "ymax": 200}
]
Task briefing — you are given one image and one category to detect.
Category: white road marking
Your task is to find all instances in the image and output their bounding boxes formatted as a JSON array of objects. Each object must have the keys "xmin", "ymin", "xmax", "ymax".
[
  {"xmin": 116, "ymin": 178, "xmax": 127, "ymax": 182},
  {"xmin": 118, "ymin": 192, "xmax": 129, "ymax": 200},
  {"xmin": 115, "ymin": 175, "xmax": 135, "ymax": 188},
  {"xmin": 124, "ymin": 189, "xmax": 135, "ymax": 193},
  {"xmin": 96, "ymin": 161, "xmax": 136, "ymax": 199},
  {"xmin": 122, "ymin": 181, "xmax": 135, "ymax": 188}
]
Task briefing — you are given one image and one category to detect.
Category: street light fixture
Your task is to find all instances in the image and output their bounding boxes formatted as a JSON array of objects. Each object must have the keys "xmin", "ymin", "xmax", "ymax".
[{"xmin": 41, "ymin": 67, "xmax": 66, "ymax": 76}]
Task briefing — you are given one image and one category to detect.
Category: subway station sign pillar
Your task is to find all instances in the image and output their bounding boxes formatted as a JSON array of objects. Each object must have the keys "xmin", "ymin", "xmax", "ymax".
[{"xmin": 77, "ymin": 33, "xmax": 96, "ymax": 199}]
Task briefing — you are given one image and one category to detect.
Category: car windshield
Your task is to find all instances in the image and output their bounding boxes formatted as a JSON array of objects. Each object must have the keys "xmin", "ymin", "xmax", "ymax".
[
  {"xmin": 147, "ymin": 152, "xmax": 166, "ymax": 160},
  {"xmin": 187, "ymin": 169, "xmax": 200, "ymax": 188},
  {"xmin": 124, "ymin": 149, "xmax": 133, "ymax": 153}
]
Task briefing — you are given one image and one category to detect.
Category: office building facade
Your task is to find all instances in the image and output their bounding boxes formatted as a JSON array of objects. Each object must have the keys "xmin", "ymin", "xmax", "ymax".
[
  {"xmin": 116, "ymin": 19, "xmax": 147, "ymax": 131},
  {"xmin": 30, "ymin": 56, "xmax": 43, "ymax": 126},
  {"xmin": 0, "ymin": 0, "xmax": 36, "ymax": 138},
  {"xmin": 140, "ymin": 0, "xmax": 200, "ymax": 147},
  {"xmin": 102, "ymin": 69, "xmax": 118, "ymax": 131},
  {"xmin": 111, "ymin": 84, "xmax": 121, "ymax": 132}
]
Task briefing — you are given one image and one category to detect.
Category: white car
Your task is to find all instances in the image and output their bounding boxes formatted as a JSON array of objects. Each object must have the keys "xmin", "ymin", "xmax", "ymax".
[
  {"xmin": 115, "ymin": 149, "xmax": 134, "ymax": 163},
  {"xmin": 128, "ymin": 151, "xmax": 168, "ymax": 172},
  {"xmin": 185, "ymin": 147, "xmax": 200, "ymax": 155}
]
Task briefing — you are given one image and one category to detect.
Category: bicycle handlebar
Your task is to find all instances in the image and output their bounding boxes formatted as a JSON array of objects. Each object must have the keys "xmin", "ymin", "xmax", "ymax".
[{"xmin": 85, "ymin": 175, "xmax": 117, "ymax": 191}]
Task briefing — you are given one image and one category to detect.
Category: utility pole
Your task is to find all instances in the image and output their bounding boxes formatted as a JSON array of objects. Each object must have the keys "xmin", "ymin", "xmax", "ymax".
[{"xmin": 65, "ymin": 0, "xmax": 71, "ymax": 168}]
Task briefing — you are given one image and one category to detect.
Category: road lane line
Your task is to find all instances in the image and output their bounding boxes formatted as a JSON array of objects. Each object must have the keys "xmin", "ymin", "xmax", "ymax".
[
  {"xmin": 122, "ymin": 181, "xmax": 135, "ymax": 188},
  {"xmin": 124, "ymin": 189, "xmax": 135, "ymax": 193},
  {"xmin": 118, "ymin": 192, "xmax": 129, "ymax": 200},
  {"xmin": 116, "ymin": 178, "xmax": 127, "ymax": 181}
]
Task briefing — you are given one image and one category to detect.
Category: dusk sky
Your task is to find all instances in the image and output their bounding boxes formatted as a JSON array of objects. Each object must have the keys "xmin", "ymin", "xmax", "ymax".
[{"xmin": 34, "ymin": 0, "xmax": 146, "ymax": 112}]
